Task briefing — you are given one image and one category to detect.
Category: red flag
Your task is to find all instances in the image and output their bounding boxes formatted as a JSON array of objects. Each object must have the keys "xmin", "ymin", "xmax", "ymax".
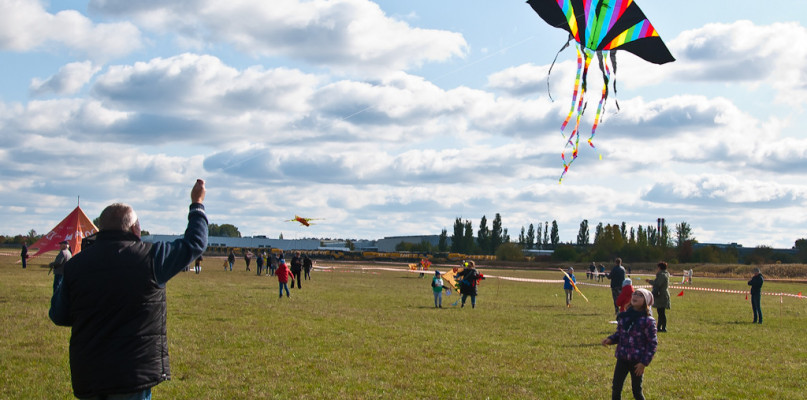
[
  {"xmin": 799, "ymin": 292, "xmax": 803, "ymax": 298},
  {"xmin": 677, "ymin": 290, "xmax": 684, "ymax": 297},
  {"xmin": 28, "ymin": 206, "xmax": 98, "ymax": 258}
]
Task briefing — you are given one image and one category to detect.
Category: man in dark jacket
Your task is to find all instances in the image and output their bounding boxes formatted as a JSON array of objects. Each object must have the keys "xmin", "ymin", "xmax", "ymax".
[
  {"xmin": 748, "ymin": 268, "xmax": 764, "ymax": 324},
  {"xmin": 49, "ymin": 179, "xmax": 208, "ymax": 399},
  {"xmin": 290, "ymin": 251, "xmax": 303, "ymax": 288},
  {"xmin": 20, "ymin": 242, "xmax": 28, "ymax": 269},
  {"xmin": 607, "ymin": 258, "xmax": 626, "ymax": 317}
]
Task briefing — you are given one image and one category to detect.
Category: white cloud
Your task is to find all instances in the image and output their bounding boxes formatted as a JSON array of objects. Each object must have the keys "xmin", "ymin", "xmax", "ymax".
[
  {"xmin": 88, "ymin": 0, "xmax": 468, "ymax": 75},
  {"xmin": 30, "ymin": 61, "xmax": 100, "ymax": 96},
  {"xmin": 0, "ymin": 0, "xmax": 142, "ymax": 60}
]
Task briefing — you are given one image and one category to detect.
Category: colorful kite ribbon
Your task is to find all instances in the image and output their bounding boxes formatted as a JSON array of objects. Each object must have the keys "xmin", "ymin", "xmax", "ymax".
[{"xmin": 558, "ymin": 47, "xmax": 617, "ymax": 183}]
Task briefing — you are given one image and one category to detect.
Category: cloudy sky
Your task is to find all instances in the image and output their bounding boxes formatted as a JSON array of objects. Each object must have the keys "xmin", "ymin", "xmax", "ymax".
[{"xmin": 1, "ymin": 0, "xmax": 806, "ymax": 248}]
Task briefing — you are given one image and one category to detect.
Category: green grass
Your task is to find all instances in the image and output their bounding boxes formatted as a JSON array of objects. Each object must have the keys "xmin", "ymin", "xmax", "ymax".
[{"xmin": 2, "ymin": 255, "xmax": 806, "ymax": 399}]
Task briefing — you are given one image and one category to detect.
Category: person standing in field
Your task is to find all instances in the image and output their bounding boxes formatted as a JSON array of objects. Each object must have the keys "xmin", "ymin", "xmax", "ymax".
[
  {"xmin": 227, "ymin": 250, "xmax": 235, "ymax": 271},
  {"xmin": 588, "ymin": 262, "xmax": 596, "ymax": 280},
  {"xmin": 48, "ymin": 179, "xmax": 207, "ymax": 400},
  {"xmin": 303, "ymin": 255, "xmax": 313, "ymax": 280},
  {"xmin": 602, "ymin": 288, "xmax": 658, "ymax": 400},
  {"xmin": 456, "ymin": 260, "xmax": 483, "ymax": 308},
  {"xmin": 244, "ymin": 250, "xmax": 252, "ymax": 271},
  {"xmin": 598, "ymin": 264, "xmax": 606, "ymax": 282},
  {"xmin": 646, "ymin": 262, "xmax": 670, "ymax": 333},
  {"xmin": 49, "ymin": 240, "xmax": 73, "ymax": 290},
  {"xmin": 615, "ymin": 278, "xmax": 635, "ymax": 313},
  {"xmin": 21, "ymin": 242, "xmax": 28, "ymax": 269},
  {"xmin": 194, "ymin": 255, "xmax": 203, "ymax": 274},
  {"xmin": 269, "ymin": 252, "xmax": 278, "ymax": 276},
  {"xmin": 431, "ymin": 271, "xmax": 449, "ymax": 308},
  {"xmin": 290, "ymin": 251, "xmax": 303, "ymax": 289},
  {"xmin": 256, "ymin": 252, "xmax": 264, "ymax": 276},
  {"xmin": 748, "ymin": 268, "xmax": 764, "ymax": 324},
  {"xmin": 563, "ymin": 267, "xmax": 576, "ymax": 307},
  {"xmin": 276, "ymin": 259, "xmax": 291, "ymax": 298},
  {"xmin": 607, "ymin": 258, "xmax": 627, "ymax": 317}
]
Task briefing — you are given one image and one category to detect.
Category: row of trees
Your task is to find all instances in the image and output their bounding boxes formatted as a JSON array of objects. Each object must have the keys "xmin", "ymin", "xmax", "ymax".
[{"xmin": 434, "ymin": 215, "xmax": 807, "ymax": 264}]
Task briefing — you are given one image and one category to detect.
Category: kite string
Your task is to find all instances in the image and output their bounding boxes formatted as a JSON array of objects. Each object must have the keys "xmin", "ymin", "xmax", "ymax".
[{"xmin": 546, "ymin": 34, "xmax": 573, "ymax": 102}]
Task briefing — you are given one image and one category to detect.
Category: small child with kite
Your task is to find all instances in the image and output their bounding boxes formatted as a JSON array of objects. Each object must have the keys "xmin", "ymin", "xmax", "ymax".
[
  {"xmin": 431, "ymin": 271, "xmax": 450, "ymax": 308},
  {"xmin": 562, "ymin": 267, "xmax": 577, "ymax": 307},
  {"xmin": 602, "ymin": 288, "xmax": 658, "ymax": 400}
]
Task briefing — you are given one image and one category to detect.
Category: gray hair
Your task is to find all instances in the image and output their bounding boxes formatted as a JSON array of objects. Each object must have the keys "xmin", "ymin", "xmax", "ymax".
[
  {"xmin": 98, "ymin": 203, "xmax": 138, "ymax": 232},
  {"xmin": 752, "ymin": 267, "xmax": 761, "ymax": 274}
]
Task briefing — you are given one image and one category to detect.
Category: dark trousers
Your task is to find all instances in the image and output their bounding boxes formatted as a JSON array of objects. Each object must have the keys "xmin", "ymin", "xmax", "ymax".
[
  {"xmin": 22, "ymin": 257, "xmax": 26, "ymax": 269},
  {"xmin": 751, "ymin": 294, "xmax": 762, "ymax": 323},
  {"xmin": 611, "ymin": 287, "xmax": 621, "ymax": 316},
  {"xmin": 612, "ymin": 358, "xmax": 645, "ymax": 400},
  {"xmin": 656, "ymin": 308, "xmax": 667, "ymax": 331},
  {"xmin": 304, "ymin": 269, "xmax": 311, "ymax": 280},
  {"xmin": 292, "ymin": 271, "xmax": 302, "ymax": 288}
]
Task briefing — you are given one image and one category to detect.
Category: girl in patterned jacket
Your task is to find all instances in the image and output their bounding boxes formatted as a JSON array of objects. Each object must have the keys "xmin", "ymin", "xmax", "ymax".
[{"xmin": 602, "ymin": 288, "xmax": 658, "ymax": 400}]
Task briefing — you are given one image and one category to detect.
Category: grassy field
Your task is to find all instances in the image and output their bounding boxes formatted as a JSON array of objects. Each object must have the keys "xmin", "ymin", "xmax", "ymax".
[{"xmin": 2, "ymin": 254, "xmax": 806, "ymax": 399}]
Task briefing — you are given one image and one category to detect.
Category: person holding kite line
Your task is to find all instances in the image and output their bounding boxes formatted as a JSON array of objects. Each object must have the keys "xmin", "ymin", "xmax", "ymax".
[
  {"xmin": 607, "ymin": 258, "xmax": 627, "ymax": 317},
  {"xmin": 646, "ymin": 262, "xmax": 671, "ymax": 333},
  {"xmin": 602, "ymin": 288, "xmax": 658, "ymax": 400},
  {"xmin": 563, "ymin": 267, "xmax": 577, "ymax": 307},
  {"xmin": 456, "ymin": 260, "xmax": 484, "ymax": 308},
  {"xmin": 48, "ymin": 179, "xmax": 207, "ymax": 400}
]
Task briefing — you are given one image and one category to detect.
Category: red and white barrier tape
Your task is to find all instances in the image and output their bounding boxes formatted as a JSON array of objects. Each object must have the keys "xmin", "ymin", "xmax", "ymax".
[{"xmin": 315, "ymin": 265, "xmax": 806, "ymax": 300}]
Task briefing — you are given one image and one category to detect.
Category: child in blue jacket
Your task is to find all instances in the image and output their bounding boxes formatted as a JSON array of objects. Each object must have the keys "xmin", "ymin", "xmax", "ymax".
[{"xmin": 563, "ymin": 267, "xmax": 576, "ymax": 307}]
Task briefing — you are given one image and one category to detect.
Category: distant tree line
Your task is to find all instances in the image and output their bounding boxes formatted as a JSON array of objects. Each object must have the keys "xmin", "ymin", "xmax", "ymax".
[{"xmin": 437, "ymin": 215, "xmax": 807, "ymax": 265}]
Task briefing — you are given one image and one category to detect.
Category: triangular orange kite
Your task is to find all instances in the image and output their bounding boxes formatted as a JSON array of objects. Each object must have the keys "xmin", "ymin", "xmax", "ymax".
[{"xmin": 28, "ymin": 206, "xmax": 98, "ymax": 258}]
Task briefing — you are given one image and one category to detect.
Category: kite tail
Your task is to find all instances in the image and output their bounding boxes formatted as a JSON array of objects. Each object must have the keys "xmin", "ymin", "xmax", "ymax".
[
  {"xmin": 560, "ymin": 43, "xmax": 584, "ymax": 136},
  {"xmin": 559, "ymin": 49, "xmax": 592, "ymax": 184},
  {"xmin": 547, "ymin": 35, "xmax": 573, "ymax": 102},
  {"xmin": 589, "ymin": 51, "xmax": 610, "ymax": 161},
  {"xmin": 610, "ymin": 50, "xmax": 620, "ymax": 111}
]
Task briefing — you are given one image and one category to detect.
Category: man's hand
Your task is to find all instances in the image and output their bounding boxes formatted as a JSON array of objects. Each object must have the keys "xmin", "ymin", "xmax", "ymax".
[{"xmin": 191, "ymin": 179, "xmax": 206, "ymax": 204}]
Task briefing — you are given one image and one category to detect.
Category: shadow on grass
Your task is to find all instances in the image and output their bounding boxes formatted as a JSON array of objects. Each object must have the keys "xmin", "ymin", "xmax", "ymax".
[
  {"xmin": 554, "ymin": 312, "xmax": 601, "ymax": 317},
  {"xmin": 561, "ymin": 343, "xmax": 603, "ymax": 348}
]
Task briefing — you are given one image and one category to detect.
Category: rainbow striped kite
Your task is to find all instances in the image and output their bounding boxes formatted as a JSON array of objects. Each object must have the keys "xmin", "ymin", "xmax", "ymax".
[{"xmin": 527, "ymin": 0, "xmax": 674, "ymax": 182}]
